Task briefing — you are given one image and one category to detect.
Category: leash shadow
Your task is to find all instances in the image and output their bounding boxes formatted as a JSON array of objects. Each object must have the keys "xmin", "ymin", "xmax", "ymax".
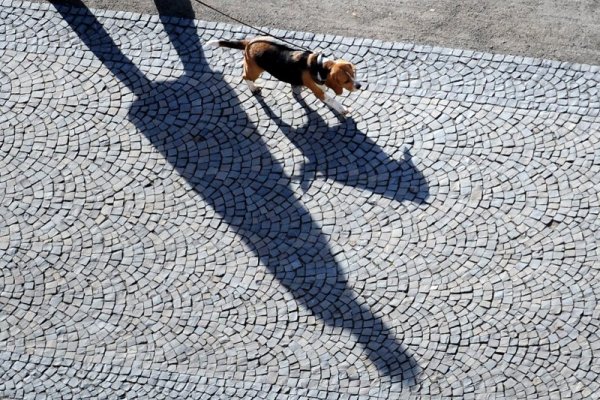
[{"xmin": 50, "ymin": 0, "xmax": 421, "ymax": 386}]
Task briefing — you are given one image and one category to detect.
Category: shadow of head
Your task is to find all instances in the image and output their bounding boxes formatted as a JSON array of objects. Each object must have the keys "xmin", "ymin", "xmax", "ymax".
[
  {"xmin": 50, "ymin": 0, "xmax": 422, "ymax": 387},
  {"xmin": 256, "ymin": 95, "xmax": 429, "ymax": 204}
]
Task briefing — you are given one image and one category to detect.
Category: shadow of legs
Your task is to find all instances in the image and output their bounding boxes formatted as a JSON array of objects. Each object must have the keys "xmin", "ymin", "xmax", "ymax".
[{"xmin": 50, "ymin": 0, "xmax": 422, "ymax": 385}]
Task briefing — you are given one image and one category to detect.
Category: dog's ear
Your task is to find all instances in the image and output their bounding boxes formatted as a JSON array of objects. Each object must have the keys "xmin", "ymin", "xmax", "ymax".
[{"xmin": 324, "ymin": 61, "xmax": 344, "ymax": 95}]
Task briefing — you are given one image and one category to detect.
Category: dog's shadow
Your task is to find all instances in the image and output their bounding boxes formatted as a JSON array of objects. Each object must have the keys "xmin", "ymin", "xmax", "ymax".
[{"xmin": 257, "ymin": 93, "xmax": 429, "ymax": 204}]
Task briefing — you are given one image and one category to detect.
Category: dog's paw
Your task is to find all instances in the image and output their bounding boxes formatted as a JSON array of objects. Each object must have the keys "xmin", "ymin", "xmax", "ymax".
[
  {"xmin": 245, "ymin": 80, "xmax": 262, "ymax": 94},
  {"xmin": 323, "ymin": 96, "xmax": 350, "ymax": 116},
  {"xmin": 334, "ymin": 107, "xmax": 351, "ymax": 118},
  {"xmin": 204, "ymin": 40, "xmax": 220, "ymax": 48}
]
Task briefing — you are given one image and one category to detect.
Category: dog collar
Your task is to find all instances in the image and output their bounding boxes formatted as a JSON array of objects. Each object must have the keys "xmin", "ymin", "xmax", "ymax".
[{"xmin": 313, "ymin": 53, "xmax": 329, "ymax": 85}]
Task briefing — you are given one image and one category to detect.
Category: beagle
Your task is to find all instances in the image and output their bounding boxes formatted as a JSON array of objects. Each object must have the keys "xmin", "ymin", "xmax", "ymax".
[{"xmin": 207, "ymin": 37, "xmax": 361, "ymax": 115}]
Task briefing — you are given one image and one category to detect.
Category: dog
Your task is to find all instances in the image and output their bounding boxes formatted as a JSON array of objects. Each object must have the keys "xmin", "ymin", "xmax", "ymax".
[{"xmin": 206, "ymin": 37, "xmax": 361, "ymax": 115}]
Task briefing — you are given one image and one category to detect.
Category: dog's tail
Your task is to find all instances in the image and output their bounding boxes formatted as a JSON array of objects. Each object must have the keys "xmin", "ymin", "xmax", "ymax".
[{"xmin": 205, "ymin": 39, "xmax": 249, "ymax": 50}]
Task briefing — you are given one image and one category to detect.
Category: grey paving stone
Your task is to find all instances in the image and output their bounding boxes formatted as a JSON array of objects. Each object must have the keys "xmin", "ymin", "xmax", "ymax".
[{"xmin": 1, "ymin": 0, "xmax": 599, "ymax": 399}]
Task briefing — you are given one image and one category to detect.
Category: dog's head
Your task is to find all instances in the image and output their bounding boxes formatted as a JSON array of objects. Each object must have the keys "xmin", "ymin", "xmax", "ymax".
[{"xmin": 325, "ymin": 60, "xmax": 362, "ymax": 95}]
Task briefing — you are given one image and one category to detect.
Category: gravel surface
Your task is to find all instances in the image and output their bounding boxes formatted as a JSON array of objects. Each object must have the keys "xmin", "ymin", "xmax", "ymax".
[{"xmin": 38, "ymin": 0, "xmax": 600, "ymax": 65}]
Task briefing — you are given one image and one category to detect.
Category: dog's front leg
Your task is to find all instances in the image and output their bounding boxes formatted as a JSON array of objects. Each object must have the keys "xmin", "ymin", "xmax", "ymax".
[
  {"xmin": 321, "ymin": 89, "xmax": 349, "ymax": 115},
  {"xmin": 302, "ymin": 72, "xmax": 349, "ymax": 115}
]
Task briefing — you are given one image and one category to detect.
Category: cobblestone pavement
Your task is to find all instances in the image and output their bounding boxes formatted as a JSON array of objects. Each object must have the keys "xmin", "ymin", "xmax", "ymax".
[{"xmin": 1, "ymin": 1, "xmax": 600, "ymax": 399}]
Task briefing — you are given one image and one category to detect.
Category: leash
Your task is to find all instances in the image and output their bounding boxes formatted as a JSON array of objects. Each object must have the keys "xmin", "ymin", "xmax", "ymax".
[{"xmin": 191, "ymin": 0, "xmax": 312, "ymax": 52}]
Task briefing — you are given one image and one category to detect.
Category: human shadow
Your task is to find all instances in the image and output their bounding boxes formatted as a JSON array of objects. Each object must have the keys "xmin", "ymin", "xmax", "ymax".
[
  {"xmin": 256, "ymin": 94, "xmax": 429, "ymax": 203},
  {"xmin": 50, "ymin": 0, "xmax": 421, "ymax": 385}
]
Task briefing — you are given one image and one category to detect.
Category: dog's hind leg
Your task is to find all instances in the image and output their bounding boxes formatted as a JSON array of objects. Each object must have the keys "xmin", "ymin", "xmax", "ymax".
[
  {"xmin": 245, "ymin": 79, "xmax": 260, "ymax": 93},
  {"xmin": 243, "ymin": 58, "xmax": 263, "ymax": 94}
]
